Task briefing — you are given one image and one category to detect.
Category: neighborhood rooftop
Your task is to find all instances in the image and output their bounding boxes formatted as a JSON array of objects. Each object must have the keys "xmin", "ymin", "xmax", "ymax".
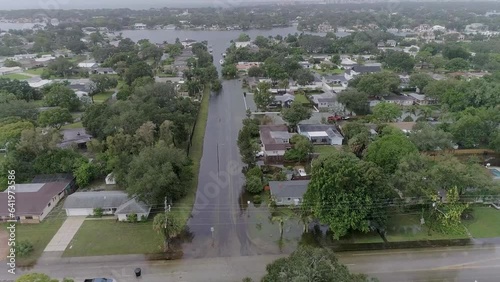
[
  {"xmin": 63, "ymin": 191, "xmax": 131, "ymax": 209},
  {"xmin": 269, "ymin": 180, "xmax": 310, "ymax": 198},
  {"xmin": 0, "ymin": 182, "xmax": 68, "ymax": 216}
]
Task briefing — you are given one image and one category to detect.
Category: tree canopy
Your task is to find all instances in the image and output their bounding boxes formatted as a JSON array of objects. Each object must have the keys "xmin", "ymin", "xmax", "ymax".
[
  {"xmin": 303, "ymin": 151, "xmax": 392, "ymax": 239},
  {"xmin": 365, "ymin": 131, "xmax": 418, "ymax": 173},
  {"xmin": 262, "ymin": 246, "xmax": 372, "ymax": 282}
]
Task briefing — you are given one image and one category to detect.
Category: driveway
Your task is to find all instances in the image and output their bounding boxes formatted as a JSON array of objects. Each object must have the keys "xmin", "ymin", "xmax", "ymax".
[{"xmin": 44, "ymin": 216, "xmax": 85, "ymax": 252}]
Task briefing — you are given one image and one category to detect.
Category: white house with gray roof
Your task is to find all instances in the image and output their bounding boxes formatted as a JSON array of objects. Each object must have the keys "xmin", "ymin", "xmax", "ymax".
[
  {"xmin": 297, "ymin": 124, "xmax": 344, "ymax": 146},
  {"xmin": 269, "ymin": 180, "xmax": 310, "ymax": 206},
  {"xmin": 63, "ymin": 191, "xmax": 151, "ymax": 221}
]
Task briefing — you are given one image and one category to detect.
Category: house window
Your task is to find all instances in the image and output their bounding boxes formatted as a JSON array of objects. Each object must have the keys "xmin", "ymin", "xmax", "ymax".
[
  {"xmin": 321, "ymin": 138, "xmax": 327, "ymax": 143},
  {"xmin": 48, "ymin": 202, "xmax": 51, "ymax": 207},
  {"xmin": 25, "ymin": 216, "xmax": 33, "ymax": 220},
  {"xmin": 283, "ymin": 139, "xmax": 289, "ymax": 143},
  {"xmin": 287, "ymin": 198, "xmax": 291, "ymax": 201}
]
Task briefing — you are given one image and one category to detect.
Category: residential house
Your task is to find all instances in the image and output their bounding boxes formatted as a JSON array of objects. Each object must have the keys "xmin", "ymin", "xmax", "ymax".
[
  {"xmin": 274, "ymin": 93, "xmax": 294, "ymax": 108},
  {"xmin": 58, "ymin": 128, "xmax": 93, "ymax": 149},
  {"xmin": 12, "ymin": 54, "xmax": 37, "ymax": 61},
  {"xmin": 27, "ymin": 78, "xmax": 52, "ymax": 89},
  {"xmin": 90, "ymin": 67, "xmax": 116, "ymax": 75},
  {"xmin": 78, "ymin": 61, "xmax": 98, "ymax": 69},
  {"xmin": 383, "ymin": 94, "xmax": 416, "ymax": 106},
  {"xmin": 63, "ymin": 191, "xmax": 151, "ymax": 221},
  {"xmin": 311, "ymin": 92, "xmax": 336, "ymax": 110},
  {"xmin": 235, "ymin": 41, "xmax": 251, "ymax": 48},
  {"xmin": 340, "ymin": 57, "xmax": 357, "ymax": 70},
  {"xmin": 344, "ymin": 64, "xmax": 382, "ymax": 80},
  {"xmin": 386, "ymin": 40, "xmax": 397, "ymax": 47},
  {"xmin": 134, "ymin": 23, "xmax": 147, "ymax": 30},
  {"xmin": 0, "ymin": 66, "xmax": 23, "ymax": 75},
  {"xmin": 236, "ymin": 62, "xmax": 261, "ymax": 73},
  {"xmin": 269, "ymin": 180, "xmax": 310, "ymax": 206},
  {"xmin": 0, "ymin": 182, "xmax": 71, "ymax": 223},
  {"xmin": 259, "ymin": 125, "xmax": 292, "ymax": 163},
  {"xmin": 322, "ymin": 74, "xmax": 347, "ymax": 91},
  {"xmin": 377, "ymin": 41, "xmax": 385, "ymax": 48},
  {"xmin": 399, "ymin": 75, "xmax": 411, "ymax": 89},
  {"xmin": 181, "ymin": 39, "xmax": 197, "ymax": 48},
  {"xmin": 408, "ymin": 93, "xmax": 438, "ymax": 105},
  {"xmin": 297, "ymin": 124, "xmax": 344, "ymax": 146},
  {"xmin": 31, "ymin": 173, "xmax": 77, "ymax": 194}
]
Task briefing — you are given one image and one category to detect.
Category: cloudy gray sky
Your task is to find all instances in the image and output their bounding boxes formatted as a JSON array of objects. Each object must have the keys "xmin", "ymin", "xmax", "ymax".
[{"xmin": 0, "ymin": 0, "xmax": 262, "ymax": 10}]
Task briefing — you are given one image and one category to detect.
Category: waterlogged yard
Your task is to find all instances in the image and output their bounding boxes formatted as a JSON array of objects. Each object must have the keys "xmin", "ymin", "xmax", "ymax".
[{"xmin": 63, "ymin": 220, "xmax": 163, "ymax": 257}]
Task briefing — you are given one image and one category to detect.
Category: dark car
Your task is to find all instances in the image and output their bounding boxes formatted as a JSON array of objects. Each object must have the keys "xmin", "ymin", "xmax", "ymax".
[{"xmin": 84, "ymin": 279, "xmax": 113, "ymax": 282}]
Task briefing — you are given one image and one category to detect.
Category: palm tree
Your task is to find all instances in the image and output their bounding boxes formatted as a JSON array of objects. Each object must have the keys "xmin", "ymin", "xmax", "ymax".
[{"xmin": 153, "ymin": 212, "xmax": 183, "ymax": 252}]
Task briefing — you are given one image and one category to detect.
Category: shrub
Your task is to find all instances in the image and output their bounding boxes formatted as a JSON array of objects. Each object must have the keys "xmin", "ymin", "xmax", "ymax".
[
  {"xmin": 127, "ymin": 213, "xmax": 138, "ymax": 223},
  {"xmin": 93, "ymin": 207, "xmax": 103, "ymax": 217},
  {"xmin": 245, "ymin": 176, "xmax": 263, "ymax": 194},
  {"xmin": 253, "ymin": 195, "xmax": 262, "ymax": 204},
  {"xmin": 140, "ymin": 214, "xmax": 147, "ymax": 221},
  {"xmin": 246, "ymin": 166, "xmax": 263, "ymax": 179},
  {"xmin": 16, "ymin": 241, "xmax": 34, "ymax": 257}
]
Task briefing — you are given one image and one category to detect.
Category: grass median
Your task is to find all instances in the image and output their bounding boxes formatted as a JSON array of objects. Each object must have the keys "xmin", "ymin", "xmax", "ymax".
[{"xmin": 177, "ymin": 88, "xmax": 210, "ymax": 224}]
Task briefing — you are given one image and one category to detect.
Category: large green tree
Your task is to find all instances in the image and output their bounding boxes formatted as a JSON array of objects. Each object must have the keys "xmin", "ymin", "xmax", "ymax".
[
  {"xmin": 353, "ymin": 72, "xmax": 400, "ymax": 96},
  {"xmin": 0, "ymin": 78, "xmax": 40, "ymax": 101},
  {"xmin": 0, "ymin": 120, "xmax": 34, "ymax": 147},
  {"xmin": 409, "ymin": 122, "xmax": 453, "ymax": 151},
  {"xmin": 365, "ymin": 132, "xmax": 418, "ymax": 173},
  {"xmin": 38, "ymin": 108, "xmax": 73, "ymax": 129},
  {"xmin": 409, "ymin": 73, "xmax": 433, "ymax": 92},
  {"xmin": 303, "ymin": 151, "xmax": 392, "ymax": 239},
  {"xmin": 261, "ymin": 246, "xmax": 372, "ymax": 282},
  {"xmin": 337, "ymin": 88, "xmax": 370, "ymax": 115},
  {"xmin": 281, "ymin": 103, "xmax": 312, "ymax": 129},
  {"xmin": 124, "ymin": 61, "xmax": 153, "ymax": 85},
  {"xmin": 284, "ymin": 134, "xmax": 314, "ymax": 162},
  {"xmin": 253, "ymin": 82, "xmax": 273, "ymax": 111},
  {"xmin": 44, "ymin": 84, "xmax": 81, "ymax": 111},
  {"xmin": 125, "ymin": 141, "xmax": 192, "ymax": 205},
  {"xmin": 372, "ymin": 102, "xmax": 402, "ymax": 122},
  {"xmin": 380, "ymin": 50, "xmax": 415, "ymax": 73}
]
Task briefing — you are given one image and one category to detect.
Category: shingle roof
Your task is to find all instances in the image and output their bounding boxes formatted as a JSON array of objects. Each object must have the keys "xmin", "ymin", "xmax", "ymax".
[
  {"xmin": 259, "ymin": 125, "xmax": 292, "ymax": 151},
  {"xmin": 352, "ymin": 65, "xmax": 382, "ymax": 73},
  {"xmin": 269, "ymin": 180, "xmax": 310, "ymax": 198},
  {"xmin": 115, "ymin": 198, "xmax": 151, "ymax": 214},
  {"xmin": 58, "ymin": 128, "xmax": 92, "ymax": 148},
  {"xmin": 63, "ymin": 191, "xmax": 129, "ymax": 209},
  {"xmin": 0, "ymin": 182, "xmax": 68, "ymax": 216}
]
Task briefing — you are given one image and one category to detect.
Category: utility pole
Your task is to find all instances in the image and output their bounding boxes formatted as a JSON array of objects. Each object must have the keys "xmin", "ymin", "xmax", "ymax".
[{"xmin": 164, "ymin": 196, "xmax": 169, "ymax": 250}]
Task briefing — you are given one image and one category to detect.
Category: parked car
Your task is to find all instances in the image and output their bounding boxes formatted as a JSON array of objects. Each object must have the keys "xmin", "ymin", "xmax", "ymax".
[
  {"xmin": 328, "ymin": 115, "xmax": 342, "ymax": 122},
  {"xmin": 256, "ymin": 151, "xmax": 264, "ymax": 157},
  {"xmin": 84, "ymin": 279, "xmax": 113, "ymax": 282}
]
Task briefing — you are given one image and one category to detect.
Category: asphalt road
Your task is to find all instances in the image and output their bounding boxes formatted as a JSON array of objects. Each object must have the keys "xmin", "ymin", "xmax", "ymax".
[
  {"xmin": 2, "ymin": 244, "xmax": 500, "ymax": 281},
  {"xmin": 182, "ymin": 76, "xmax": 258, "ymax": 258}
]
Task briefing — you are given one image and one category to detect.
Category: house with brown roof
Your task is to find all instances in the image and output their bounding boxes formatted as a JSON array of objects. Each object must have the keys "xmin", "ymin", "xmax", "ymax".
[
  {"xmin": 0, "ymin": 182, "xmax": 70, "ymax": 223},
  {"xmin": 259, "ymin": 125, "xmax": 292, "ymax": 163}
]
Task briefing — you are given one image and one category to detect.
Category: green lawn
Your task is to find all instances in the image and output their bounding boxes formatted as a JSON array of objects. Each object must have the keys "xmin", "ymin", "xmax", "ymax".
[
  {"xmin": 1, "ymin": 73, "xmax": 31, "ymax": 80},
  {"xmin": 63, "ymin": 220, "xmax": 163, "ymax": 257},
  {"xmin": 314, "ymin": 69, "xmax": 344, "ymax": 75},
  {"xmin": 93, "ymin": 91, "xmax": 114, "ymax": 104},
  {"xmin": 465, "ymin": 207, "xmax": 500, "ymax": 238},
  {"xmin": 313, "ymin": 145, "xmax": 339, "ymax": 155},
  {"xmin": 61, "ymin": 121, "xmax": 83, "ymax": 129},
  {"xmin": 294, "ymin": 94, "xmax": 310, "ymax": 104},
  {"xmin": 25, "ymin": 68, "xmax": 45, "ymax": 75},
  {"xmin": 385, "ymin": 214, "xmax": 467, "ymax": 242},
  {"xmin": 177, "ymin": 87, "xmax": 210, "ymax": 224},
  {"xmin": 2, "ymin": 205, "xmax": 65, "ymax": 266}
]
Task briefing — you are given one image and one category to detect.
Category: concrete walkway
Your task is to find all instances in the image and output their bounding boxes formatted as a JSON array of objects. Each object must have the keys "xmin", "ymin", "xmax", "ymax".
[{"xmin": 44, "ymin": 216, "xmax": 86, "ymax": 252}]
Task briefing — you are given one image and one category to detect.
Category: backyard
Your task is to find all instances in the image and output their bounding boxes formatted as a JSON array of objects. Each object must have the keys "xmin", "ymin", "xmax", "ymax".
[
  {"xmin": 63, "ymin": 220, "xmax": 163, "ymax": 257},
  {"xmin": 93, "ymin": 91, "xmax": 114, "ymax": 104},
  {"xmin": 24, "ymin": 68, "xmax": 45, "ymax": 75},
  {"xmin": 313, "ymin": 145, "xmax": 339, "ymax": 155},
  {"xmin": 465, "ymin": 206, "xmax": 500, "ymax": 238},
  {"xmin": 294, "ymin": 93, "xmax": 310, "ymax": 104}
]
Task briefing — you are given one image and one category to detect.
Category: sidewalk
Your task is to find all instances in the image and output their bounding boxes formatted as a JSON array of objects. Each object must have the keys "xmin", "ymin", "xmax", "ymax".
[{"xmin": 44, "ymin": 216, "xmax": 85, "ymax": 252}]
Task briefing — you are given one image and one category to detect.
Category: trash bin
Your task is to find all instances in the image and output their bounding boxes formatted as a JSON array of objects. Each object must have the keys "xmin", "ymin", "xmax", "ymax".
[{"xmin": 134, "ymin": 268, "xmax": 141, "ymax": 277}]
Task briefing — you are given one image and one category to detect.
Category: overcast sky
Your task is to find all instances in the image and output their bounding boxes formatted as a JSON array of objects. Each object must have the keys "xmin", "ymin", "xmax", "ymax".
[{"xmin": 0, "ymin": 0, "xmax": 260, "ymax": 10}]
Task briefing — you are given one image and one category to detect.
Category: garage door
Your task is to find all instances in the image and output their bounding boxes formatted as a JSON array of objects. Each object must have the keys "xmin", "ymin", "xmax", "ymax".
[{"xmin": 66, "ymin": 208, "xmax": 92, "ymax": 216}]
